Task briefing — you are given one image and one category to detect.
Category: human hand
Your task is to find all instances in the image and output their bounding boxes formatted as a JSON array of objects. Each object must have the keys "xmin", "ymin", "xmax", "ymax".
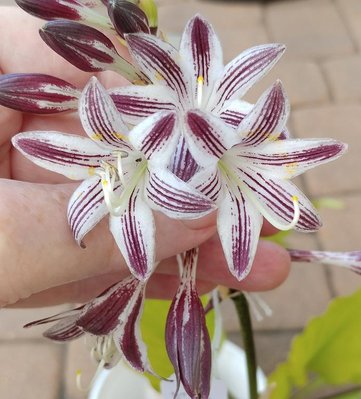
[{"xmin": 0, "ymin": 7, "xmax": 290, "ymax": 307}]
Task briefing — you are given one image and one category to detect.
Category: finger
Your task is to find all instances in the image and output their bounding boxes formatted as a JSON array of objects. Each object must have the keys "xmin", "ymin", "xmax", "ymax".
[
  {"xmin": 0, "ymin": 180, "xmax": 216, "ymax": 306},
  {"xmin": 9, "ymin": 238, "xmax": 289, "ymax": 307}
]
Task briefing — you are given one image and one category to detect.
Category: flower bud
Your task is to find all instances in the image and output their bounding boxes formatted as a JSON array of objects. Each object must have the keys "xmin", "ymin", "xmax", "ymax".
[{"xmin": 108, "ymin": 0, "xmax": 150, "ymax": 39}]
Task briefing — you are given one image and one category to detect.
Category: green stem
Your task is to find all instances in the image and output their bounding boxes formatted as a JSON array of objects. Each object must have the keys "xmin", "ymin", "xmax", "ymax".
[{"xmin": 231, "ymin": 291, "xmax": 258, "ymax": 399}]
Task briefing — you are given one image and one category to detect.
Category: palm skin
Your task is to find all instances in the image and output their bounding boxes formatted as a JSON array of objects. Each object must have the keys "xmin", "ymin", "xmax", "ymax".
[{"xmin": 0, "ymin": 7, "xmax": 290, "ymax": 307}]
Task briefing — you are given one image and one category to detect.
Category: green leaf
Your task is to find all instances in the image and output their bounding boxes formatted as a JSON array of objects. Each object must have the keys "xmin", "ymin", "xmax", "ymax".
[
  {"xmin": 269, "ymin": 288, "xmax": 361, "ymax": 398},
  {"xmin": 141, "ymin": 296, "xmax": 215, "ymax": 391}
]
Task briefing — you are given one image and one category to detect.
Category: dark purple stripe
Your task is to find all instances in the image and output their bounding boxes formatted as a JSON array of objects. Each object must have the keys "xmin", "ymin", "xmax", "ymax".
[
  {"xmin": 191, "ymin": 17, "xmax": 211, "ymax": 84},
  {"xmin": 18, "ymin": 138, "xmax": 107, "ymax": 167},
  {"xmin": 220, "ymin": 110, "xmax": 245, "ymax": 127}
]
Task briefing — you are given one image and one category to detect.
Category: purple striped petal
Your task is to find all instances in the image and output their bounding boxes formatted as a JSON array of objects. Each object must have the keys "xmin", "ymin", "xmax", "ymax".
[
  {"xmin": 108, "ymin": 0, "xmax": 150, "ymax": 39},
  {"xmin": 218, "ymin": 186, "xmax": 262, "ymax": 280},
  {"xmin": 67, "ymin": 176, "xmax": 110, "ymax": 246},
  {"xmin": 211, "ymin": 44, "xmax": 285, "ymax": 112},
  {"xmin": 12, "ymin": 131, "xmax": 113, "ymax": 180},
  {"xmin": 24, "ymin": 308, "xmax": 83, "ymax": 328},
  {"xmin": 126, "ymin": 33, "xmax": 190, "ymax": 105},
  {"xmin": 185, "ymin": 110, "xmax": 240, "ymax": 166},
  {"xmin": 238, "ymin": 81, "xmax": 289, "ymax": 147},
  {"xmin": 129, "ymin": 111, "xmax": 178, "ymax": 163},
  {"xmin": 188, "ymin": 168, "xmax": 222, "ymax": 203},
  {"xmin": 179, "ymin": 15, "xmax": 223, "ymax": 102},
  {"xmin": 80, "ymin": 77, "xmax": 132, "ymax": 150},
  {"xmin": 40, "ymin": 21, "xmax": 142, "ymax": 82},
  {"xmin": 110, "ymin": 188, "xmax": 155, "ymax": 280},
  {"xmin": 112, "ymin": 281, "xmax": 151, "ymax": 373},
  {"xmin": 288, "ymin": 249, "xmax": 361, "ymax": 274},
  {"xmin": 239, "ymin": 168, "xmax": 322, "ymax": 232},
  {"xmin": 219, "ymin": 99, "xmax": 252, "ymax": 128},
  {"xmin": 44, "ymin": 315, "xmax": 84, "ymax": 341},
  {"xmin": 0, "ymin": 73, "xmax": 80, "ymax": 114},
  {"xmin": 165, "ymin": 248, "xmax": 212, "ymax": 399},
  {"xmin": 145, "ymin": 167, "xmax": 216, "ymax": 219},
  {"xmin": 169, "ymin": 136, "xmax": 200, "ymax": 182},
  {"xmin": 77, "ymin": 276, "xmax": 145, "ymax": 335},
  {"xmin": 15, "ymin": 0, "xmax": 112, "ymax": 29},
  {"xmin": 109, "ymin": 85, "xmax": 177, "ymax": 125},
  {"xmin": 239, "ymin": 139, "xmax": 347, "ymax": 179}
]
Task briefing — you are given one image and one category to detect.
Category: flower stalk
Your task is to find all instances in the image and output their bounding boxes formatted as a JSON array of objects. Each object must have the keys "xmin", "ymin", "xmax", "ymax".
[{"xmin": 230, "ymin": 290, "xmax": 258, "ymax": 399}]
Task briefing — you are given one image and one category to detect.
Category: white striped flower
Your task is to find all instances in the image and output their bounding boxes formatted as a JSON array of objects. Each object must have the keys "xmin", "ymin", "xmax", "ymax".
[
  {"xmin": 110, "ymin": 14, "xmax": 286, "ymax": 180},
  {"xmin": 12, "ymin": 77, "xmax": 216, "ymax": 281},
  {"xmin": 184, "ymin": 82, "xmax": 347, "ymax": 281}
]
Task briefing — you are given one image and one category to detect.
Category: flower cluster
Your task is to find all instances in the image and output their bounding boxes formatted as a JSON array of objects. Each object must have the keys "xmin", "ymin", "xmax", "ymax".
[{"xmin": 1, "ymin": 1, "xmax": 355, "ymax": 397}]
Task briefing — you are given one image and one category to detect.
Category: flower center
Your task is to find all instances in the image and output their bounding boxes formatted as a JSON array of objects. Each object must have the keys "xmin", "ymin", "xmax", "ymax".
[
  {"xmin": 98, "ymin": 152, "xmax": 147, "ymax": 217},
  {"xmin": 219, "ymin": 159, "xmax": 300, "ymax": 230}
]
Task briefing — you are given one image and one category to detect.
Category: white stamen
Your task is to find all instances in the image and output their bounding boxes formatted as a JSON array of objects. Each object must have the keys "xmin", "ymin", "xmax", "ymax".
[
  {"xmin": 244, "ymin": 292, "xmax": 272, "ymax": 322},
  {"xmin": 116, "ymin": 152, "xmax": 127, "ymax": 187},
  {"xmin": 197, "ymin": 75, "xmax": 204, "ymax": 108}
]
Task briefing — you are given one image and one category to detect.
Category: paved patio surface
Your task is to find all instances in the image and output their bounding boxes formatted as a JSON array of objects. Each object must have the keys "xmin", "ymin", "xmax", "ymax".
[{"xmin": 0, "ymin": 0, "xmax": 361, "ymax": 397}]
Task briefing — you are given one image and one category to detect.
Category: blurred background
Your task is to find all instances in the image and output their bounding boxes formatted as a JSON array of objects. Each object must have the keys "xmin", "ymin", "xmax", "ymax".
[{"xmin": 0, "ymin": 0, "xmax": 360, "ymax": 398}]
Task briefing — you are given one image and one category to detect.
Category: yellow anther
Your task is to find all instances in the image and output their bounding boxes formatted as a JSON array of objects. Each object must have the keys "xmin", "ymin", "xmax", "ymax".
[
  {"xmin": 155, "ymin": 71, "xmax": 163, "ymax": 81},
  {"xmin": 91, "ymin": 133, "xmax": 102, "ymax": 141},
  {"xmin": 197, "ymin": 75, "xmax": 204, "ymax": 84},
  {"xmin": 113, "ymin": 132, "xmax": 126, "ymax": 140},
  {"xmin": 102, "ymin": 179, "xmax": 108, "ymax": 187},
  {"xmin": 292, "ymin": 195, "xmax": 299, "ymax": 202},
  {"xmin": 197, "ymin": 75, "xmax": 204, "ymax": 108},
  {"xmin": 88, "ymin": 167, "xmax": 96, "ymax": 176},
  {"xmin": 76, "ymin": 369, "xmax": 82, "ymax": 377}
]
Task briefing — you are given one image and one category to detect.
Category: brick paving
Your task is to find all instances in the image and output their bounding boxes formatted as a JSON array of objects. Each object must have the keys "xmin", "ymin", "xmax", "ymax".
[{"xmin": 0, "ymin": 0, "xmax": 361, "ymax": 397}]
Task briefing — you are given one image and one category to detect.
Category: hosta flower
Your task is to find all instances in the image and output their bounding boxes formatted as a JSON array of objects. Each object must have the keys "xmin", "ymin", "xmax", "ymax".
[
  {"xmin": 110, "ymin": 15, "xmax": 285, "ymax": 179},
  {"xmin": 184, "ymin": 82, "xmax": 347, "ymax": 280},
  {"xmin": 288, "ymin": 249, "xmax": 361, "ymax": 274},
  {"xmin": 166, "ymin": 248, "xmax": 212, "ymax": 399},
  {"xmin": 12, "ymin": 77, "xmax": 215, "ymax": 280},
  {"xmin": 25, "ymin": 276, "xmax": 152, "ymax": 373}
]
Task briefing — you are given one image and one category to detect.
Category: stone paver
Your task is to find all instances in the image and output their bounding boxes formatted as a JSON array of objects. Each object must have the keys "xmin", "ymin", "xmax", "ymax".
[
  {"xmin": 317, "ymin": 194, "xmax": 361, "ymax": 296},
  {"xmin": 323, "ymin": 55, "xmax": 361, "ymax": 102},
  {"xmin": 0, "ymin": 343, "xmax": 62, "ymax": 399},
  {"xmin": 336, "ymin": 0, "xmax": 361, "ymax": 51},
  {"xmin": 64, "ymin": 339, "xmax": 97, "ymax": 399},
  {"xmin": 0, "ymin": 305, "xmax": 69, "ymax": 339},
  {"xmin": 266, "ymin": 0, "xmax": 354, "ymax": 59},
  {"xmin": 292, "ymin": 105, "xmax": 361, "ymax": 196},
  {"xmin": 246, "ymin": 59, "xmax": 329, "ymax": 107}
]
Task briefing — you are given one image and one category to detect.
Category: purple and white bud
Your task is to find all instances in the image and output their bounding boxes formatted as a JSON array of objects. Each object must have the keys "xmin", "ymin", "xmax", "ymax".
[
  {"xmin": 15, "ymin": 0, "xmax": 112, "ymax": 30},
  {"xmin": 165, "ymin": 248, "xmax": 212, "ymax": 399},
  {"xmin": 40, "ymin": 21, "xmax": 144, "ymax": 82},
  {"xmin": 0, "ymin": 73, "xmax": 80, "ymax": 114},
  {"xmin": 108, "ymin": 0, "xmax": 150, "ymax": 39}
]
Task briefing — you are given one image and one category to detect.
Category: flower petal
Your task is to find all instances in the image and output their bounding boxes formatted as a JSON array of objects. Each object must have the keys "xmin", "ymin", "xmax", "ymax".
[
  {"xmin": 77, "ymin": 276, "xmax": 145, "ymax": 335},
  {"xmin": 0, "ymin": 73, "xmax": 80, "ymax": 114},
  {"xmin": 238, "ymin": 81, "xmax": 289, "ymax": 146},
  {"xmin": 165, "ymin": 248, "xmax": 212, "ymax": 399},
  {"xmin": 110, "ymin": 187, "xmax": 155, "ymax": 280},
  {"xmin": 80, "ymin": 77, "xmax": 132, "ymax": 150},
  {"xmin": 109, "ymin": 85, "xmax": 177, "ymax": 125},
  {"xmin": 188, "ymin": 168, "xmax": 222, "ymax": 202},
  {"xmin": 169, "ymin": 136, "xmax": 200, "ymax": 182},
  {"xmin": 217, "ymin": 185, "xmax": 262, "ymax": 280},
  {"xmin": 185, "ymin": 109, "xmax": 240, "ymax": 166},
  {"xmin": 126, "ymin": 33, "xmax": 190, "ymax": 105},
  {"xmin": 12, "ymin": 131, "xmax": 112, "ymax": 180},
  {"xmin": 239, "ymin": 168, "xmax": 322, "ymax": 231},
  {"xmin": 112, "ymin": 282, "xmax": 152, "ymax": 373},
  {"xmin": 219, "ymin": 99, "xmax": 253, "ymax": 128},
  {"xmin": 145, "ymin": 167, "xmax": 216, "ymax": 219},
  {"xmin": 40, "ymin": 21, "xmax": 142, "ymax": 82},
  {"xmin": 179, "ymin": 15, "xmax": 223, "ymax": 101},
  {"xmin": 239, "ymin": 139, "xmax": 347, "ymax": 179},
  {"xmin": 129, "ymin": 111, "xmax": 178, "ymax": 163},
  {"xmin": 67, "ymin": 175, "xmax": 110, "ymax": 246},
  {"xmin": 44, "ymin": 315, "xmax": 84, "ymax": 341},
  {"xmin": 211, "ymin": 44, "xmax": 285, "ymax": 112}
]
